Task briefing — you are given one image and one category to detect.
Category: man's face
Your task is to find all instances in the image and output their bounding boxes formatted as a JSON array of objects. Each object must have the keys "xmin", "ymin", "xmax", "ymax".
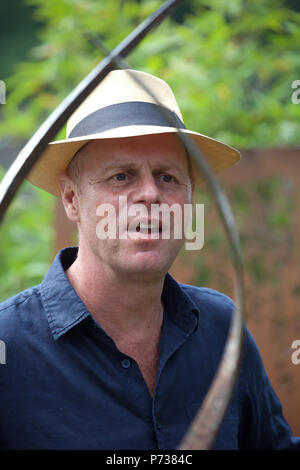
[{"xmin": 67, "ymin": 133, "xmax": 193, "ymax": 279}]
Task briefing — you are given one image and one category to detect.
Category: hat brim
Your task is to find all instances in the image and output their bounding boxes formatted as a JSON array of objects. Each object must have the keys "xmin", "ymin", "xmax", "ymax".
[{"xmin": 27, "ymin": 125, "xmax": 241, "ymax": 196}]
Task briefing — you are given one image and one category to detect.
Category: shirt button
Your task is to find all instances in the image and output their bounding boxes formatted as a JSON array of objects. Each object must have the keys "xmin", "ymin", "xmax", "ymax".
[
  {"xmin": 121, "ymin": 359, "xmax": 131, "ymax": 368},
  {"xmin": 157, "ymin": 422, "xmax": 162, "ymax": 430}
]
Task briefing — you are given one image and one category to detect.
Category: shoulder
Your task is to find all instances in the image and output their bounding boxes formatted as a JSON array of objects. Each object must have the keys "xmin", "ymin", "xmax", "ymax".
[
  {"xmin": 181, "ymin": 283, "xmax": 235, "ymax": 307},
  {"xmin": 178, "ymin": 284, "xmax": 267, "ymax": 380},
  {"xmin": 0, "ymin": 285, "xmax": 41, "ymax": 314},
  {"xmin": 179, "ymin": 282, "xmax": 258, "ymax": 358},
  {"xmin": 0, "ymin": 286, "xmax": 42, "ymax": 339},
  {"xmin": 179, "ymin": 282, "xmax": 235, "ymax": 326}
]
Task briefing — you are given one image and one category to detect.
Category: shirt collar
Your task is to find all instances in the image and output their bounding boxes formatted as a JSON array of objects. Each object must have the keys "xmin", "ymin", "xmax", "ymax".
[
  {"xmin": 161, "ymin": 273, "xmax": 199, "ymax": 334},
  {"xmin": 40, "ymin": 247, "xmax": 90, "ymax": 340},
  {"xmin": 40, "ymin": 247, "xmax": 199, "ymax": 340}
]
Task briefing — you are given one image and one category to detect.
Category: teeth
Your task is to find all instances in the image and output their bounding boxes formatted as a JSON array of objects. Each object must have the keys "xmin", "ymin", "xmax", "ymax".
[{"xmin": 136, "ymin": 222, "xmax": 160, "ymax": 233}]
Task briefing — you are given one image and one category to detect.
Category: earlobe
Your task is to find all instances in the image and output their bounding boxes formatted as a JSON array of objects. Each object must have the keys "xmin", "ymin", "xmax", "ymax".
[{"xmin": 58, "ymin": 174, "xmax": 80, "ymax": 223}]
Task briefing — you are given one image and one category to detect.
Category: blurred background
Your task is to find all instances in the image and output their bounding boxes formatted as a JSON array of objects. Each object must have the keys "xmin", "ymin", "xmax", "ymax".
[{"xmin": 0, "ymin": 0, "xmax": 300, "ymax": 435}]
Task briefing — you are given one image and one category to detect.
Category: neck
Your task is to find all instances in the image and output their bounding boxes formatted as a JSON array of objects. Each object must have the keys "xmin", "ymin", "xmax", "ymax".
[{"xmin": 66, "ymin": 246, "xmax": 165, "ymax": 340}]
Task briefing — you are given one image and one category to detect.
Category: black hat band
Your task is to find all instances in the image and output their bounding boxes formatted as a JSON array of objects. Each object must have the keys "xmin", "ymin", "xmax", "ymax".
[{"xmin": 69, "ymin": 101, "xmax": 186, "ymax": 138}]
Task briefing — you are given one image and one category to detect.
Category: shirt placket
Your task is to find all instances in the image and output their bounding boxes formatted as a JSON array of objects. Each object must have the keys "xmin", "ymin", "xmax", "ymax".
[{"xmin": 151, "ymin": 310, "xmax": 197, "ymax": 449}]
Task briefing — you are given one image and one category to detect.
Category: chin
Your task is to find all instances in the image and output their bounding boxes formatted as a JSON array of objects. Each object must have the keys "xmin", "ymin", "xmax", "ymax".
[{"xmin": 120, "ymin": 254, "xmax": 172, "ymax": 277}]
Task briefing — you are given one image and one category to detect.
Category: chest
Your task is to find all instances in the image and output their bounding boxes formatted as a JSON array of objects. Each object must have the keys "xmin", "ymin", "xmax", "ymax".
[
  {"xmin": 134, "ymin": 348, "xmax": 159, "ymax": 397},
  {"xmin": 117, "ymin": 338, "xmax": 159, "ymax": 397}
]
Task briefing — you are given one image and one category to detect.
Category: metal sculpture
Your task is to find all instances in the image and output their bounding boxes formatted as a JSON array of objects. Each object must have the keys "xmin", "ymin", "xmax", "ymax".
[{"xmin": 0, "ymin": 0, "xmax": 245, "ymax": 450}]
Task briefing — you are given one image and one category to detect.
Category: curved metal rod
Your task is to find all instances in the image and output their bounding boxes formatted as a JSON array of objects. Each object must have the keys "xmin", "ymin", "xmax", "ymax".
[
  {"xmin": 0, "ymin": 0, "xmax": 245, "ymax": 450},
  {"xmin": 97, "ymin": 54, "xmax": 246, "ymax": 449},
  {"xmin": 0, "ymin": 0, "xmax": 182, "ymax": 223},
  {"xmin": 176, "ymin": 137, "xmax": 245, "ymax": 450}
]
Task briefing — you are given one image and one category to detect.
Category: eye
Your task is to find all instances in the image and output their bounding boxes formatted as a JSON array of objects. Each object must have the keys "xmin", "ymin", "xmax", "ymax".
[
  {"xmin": 159, "ymin": 174, "xmax": 176, "ymax": 183},
  {"xmin": 112, "ymin": 173, "xmax": 129, "ymax": 181}
]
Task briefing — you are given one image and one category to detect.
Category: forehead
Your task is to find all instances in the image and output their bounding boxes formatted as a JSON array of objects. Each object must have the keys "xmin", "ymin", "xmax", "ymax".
[{"xmin": 78, "ymin": 134, "xmax": 189, "ymax": 174}]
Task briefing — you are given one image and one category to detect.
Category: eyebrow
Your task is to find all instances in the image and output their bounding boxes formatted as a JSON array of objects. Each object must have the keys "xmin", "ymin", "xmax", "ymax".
[
  {"xmin": 98, "ymin": 161, "xmax": 185, "ymax": 174},
  {"xmin": 100, "ymin": 161, "xmax": 140, "ymax": 172}
]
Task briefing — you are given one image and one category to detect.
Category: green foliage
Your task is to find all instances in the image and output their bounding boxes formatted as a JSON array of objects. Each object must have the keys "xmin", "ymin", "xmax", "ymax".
[
  {"xmin": 0, "ymin": 166, "xmax": 54, "ymax": 302},
  {"xmin": 0, "ymin": 1, "xmax": 41, "ymax": 79},
  {"xmin": 0, "ymin": 0, "xmax": 299, "ymax": 148},
  {"xmin": 0, "ymin": 0, "xmax": 300, "ymax": 300}
]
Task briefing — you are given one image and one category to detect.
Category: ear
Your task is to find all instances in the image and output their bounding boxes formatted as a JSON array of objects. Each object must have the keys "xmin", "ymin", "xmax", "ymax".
[{"xmin": 58, "ymin": 173, "xmax": 80, "ymax": 223}]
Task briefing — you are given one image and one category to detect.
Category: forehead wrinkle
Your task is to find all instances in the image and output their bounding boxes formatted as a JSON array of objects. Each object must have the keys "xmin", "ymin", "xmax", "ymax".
[
  {"xmin": 78, "ymin": 138, "xmax": 191, "ymax": 180},
  {"xmin": 98, "ymin": 160, "xmax": 142, "ymax": 171},
  {"xmin": 88, "ymin": 159, "xmax": 188, "ymax": 181}
]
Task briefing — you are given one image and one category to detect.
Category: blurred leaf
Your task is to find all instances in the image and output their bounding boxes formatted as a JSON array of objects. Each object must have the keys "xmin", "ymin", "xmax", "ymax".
[
  {"xmin": 0, "ymin": 0, "xmax": 299, "ymax": 147},
  {"xmin": 0, "ymin": 166, "xmax": 54, "ymax": 301}
]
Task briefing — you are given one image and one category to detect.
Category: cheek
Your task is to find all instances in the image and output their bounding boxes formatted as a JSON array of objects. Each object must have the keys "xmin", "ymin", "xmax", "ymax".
[
  {"xmin": 173, "ymin": 186, "xmax": 193, "ymax": 205},
  {"xmin": 77, "ymin": 195, "xmax": 100, "ymax": 231},
  {"xmin": 79, "ymin": 192, "xmax": 122, "ymax": 240}
]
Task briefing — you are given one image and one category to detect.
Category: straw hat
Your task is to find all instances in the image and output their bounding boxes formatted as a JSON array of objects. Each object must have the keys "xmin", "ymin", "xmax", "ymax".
[{"xmin": 27, "ymin": 69, "xmax": 241, "ymax": 196}]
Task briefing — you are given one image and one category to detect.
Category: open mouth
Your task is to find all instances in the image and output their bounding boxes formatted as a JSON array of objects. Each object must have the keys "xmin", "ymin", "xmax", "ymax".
[{"xmin": 135, "ymin": 222, "xmax": 162, "ymax": 234}]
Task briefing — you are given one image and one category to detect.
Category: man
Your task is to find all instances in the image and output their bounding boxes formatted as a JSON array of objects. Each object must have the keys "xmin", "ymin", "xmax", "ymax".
[{"xmin": 0, "ymin": 69, "xmax": 299, "ymax": 450}]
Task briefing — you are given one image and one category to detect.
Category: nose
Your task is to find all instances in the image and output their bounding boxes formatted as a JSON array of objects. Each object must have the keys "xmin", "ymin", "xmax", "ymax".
[{"xmin": 133, "ymin": 173, "xmax": 162, "ymax": 206}]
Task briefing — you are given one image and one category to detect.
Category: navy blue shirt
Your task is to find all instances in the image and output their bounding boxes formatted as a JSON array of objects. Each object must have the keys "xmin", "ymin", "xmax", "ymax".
[{"xmin": 0, "ymin": 247, "xmax": 299, "ymax": 450}]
